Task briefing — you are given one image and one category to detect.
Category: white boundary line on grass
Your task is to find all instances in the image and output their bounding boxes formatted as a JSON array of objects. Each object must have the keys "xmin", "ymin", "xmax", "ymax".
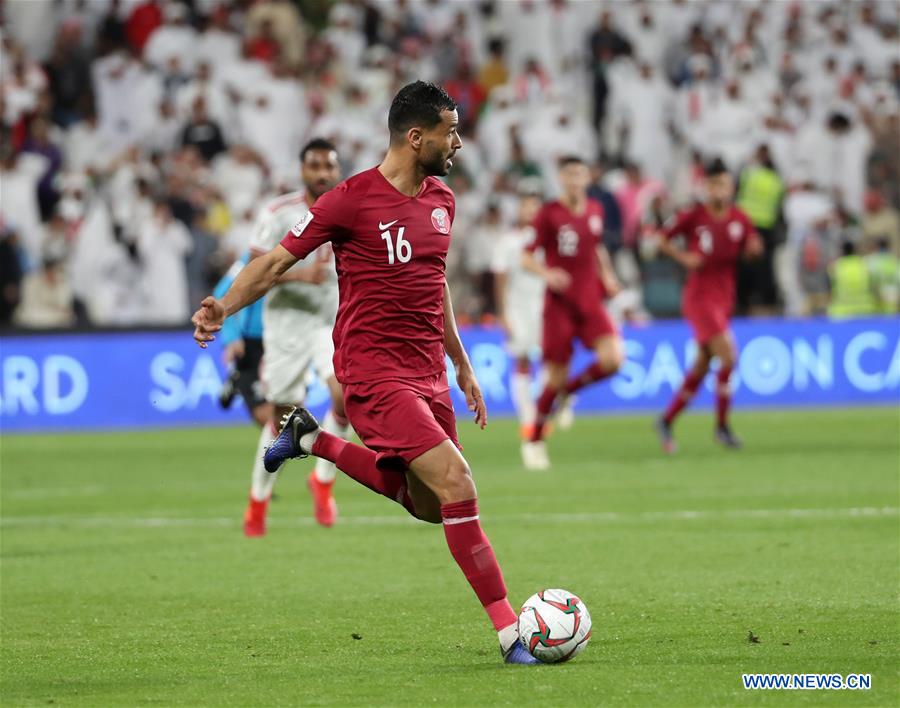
[{"xmin": 1, "ymin": 506, "xmax": 896, "ymax": 529}]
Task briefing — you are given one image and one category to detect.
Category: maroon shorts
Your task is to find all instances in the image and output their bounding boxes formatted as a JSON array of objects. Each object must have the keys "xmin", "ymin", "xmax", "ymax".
[
  {"xmin": 684, "ymin": 300, "xmax": 730, "ymax": 346},
  {"xmin": 342, "ymin": 371, "xmax": 460, "ymax": 470},
  {"xmin": 542, "ymin": 297, "xmax": 618, "ymax": 364}
]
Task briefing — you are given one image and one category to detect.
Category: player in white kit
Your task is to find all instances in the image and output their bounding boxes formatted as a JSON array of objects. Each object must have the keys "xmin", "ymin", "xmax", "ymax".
[
  {"xmin": 242, "ymin": 139, "xmax": 351, "ymax": 535},
  {"xmin": 491, "ymin": 192, "xmax": 546, "ymax": 453}
]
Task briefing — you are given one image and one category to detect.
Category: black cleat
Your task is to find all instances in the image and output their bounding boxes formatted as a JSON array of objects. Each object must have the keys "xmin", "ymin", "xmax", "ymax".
[
  {"xmin": 715, "ymin": 425, "xmax": 742, "ymax": 449},
  {"xmin": 263, "ymin": 407, "xmax": 321, "ymax": 473}
]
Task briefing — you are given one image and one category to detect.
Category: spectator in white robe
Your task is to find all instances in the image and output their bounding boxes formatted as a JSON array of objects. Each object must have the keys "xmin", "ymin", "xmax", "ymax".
[
  {"xmin": 195, "ymin": 7, "xmax": 241, "ymax": 74},
  {"xmin": 138, "ymin": 199, "xmax": 193, "ymax": 326},
  {"xmin": 142, "ymin": 99, "xmax": 183, "ymax": 155},
  {"xmin": 235, "ymin": 61, "xmax": 306, "ymax": 173},
  {"xmin": 674, "ymin": 54, "xmax": 717, "ymax": 154},
  {"xmin": 1, "ymin": 43, "xmax": 49, "ymax": 127},
  {"xmin": 63, "ymin": 108, "xmax": 115, "ymax": 174},
  {"xmin": 615, "ymin": 61, "xmax": 675, "ymax": 184},
  {"xmin": 14, "ymin": 252, "xmax": 75, "ymax": 328},
  {"xmin": 476, "ymin": 85, "xmax": 522, "ymax": 173},
  {"xmin": 143, "ymin": 2, "xmax": 197, "ymax": 73},
  {"xmin": 211, "ymin": 145, "xmax": 267, "ymax": 222},
  {"xmin": 627, "ymin": 6, "xmax": 668, "ymax": 72},
  {"xmin": 3, "ymin": 0, "xmax": 60, "ymax": 63},
  {"xmin": 324, "ymin": 3, "xmax": 366, "ymax": 76},
  {"xmin": 794, "ymin": 111, "xmax": 873, "ymax": 216},
  {"xmin": 703, "ymin": 79, "xmax": 759, "ymax": 171},
  {"xmin": 91, "ymin": 52, "xmax": 164, "ymax": 154}
]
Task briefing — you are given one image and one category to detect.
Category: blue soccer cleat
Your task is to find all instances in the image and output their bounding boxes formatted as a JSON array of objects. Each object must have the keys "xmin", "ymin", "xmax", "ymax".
[
  {"xmin": 504, "ymin": 642, "xmax": 542, "ymax": 665},
  {"xmin": 264, "ymin": 407, "xmax": 321, "ymax": 473}
]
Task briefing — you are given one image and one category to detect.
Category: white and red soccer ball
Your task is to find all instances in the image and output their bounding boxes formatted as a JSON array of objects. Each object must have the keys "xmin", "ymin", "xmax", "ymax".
[{"xmin": 517, "ymin": 589, "xmax": 592, "ymax": 663}]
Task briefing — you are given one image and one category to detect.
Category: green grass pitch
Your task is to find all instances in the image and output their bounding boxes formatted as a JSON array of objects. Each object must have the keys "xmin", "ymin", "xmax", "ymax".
[{"xmin": 2, "ymin": 408, "xmax": 898, "ymax": 706}]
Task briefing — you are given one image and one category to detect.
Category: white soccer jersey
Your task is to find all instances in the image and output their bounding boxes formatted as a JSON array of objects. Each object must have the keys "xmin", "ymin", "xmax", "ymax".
[
  {"xmin": 250, "ymin": 190, "xmax": 338, "ymax": 402},
  {"xmin": 491, "ymin": 225, "xmax": 545, "ymax": 356},
  {"xmin": 249, "ymin": 190, "xmax": 339, "ymax": 330},
  {"xmin": 492, "ymin": 225, "xmax": 545, "ymax": 316}
]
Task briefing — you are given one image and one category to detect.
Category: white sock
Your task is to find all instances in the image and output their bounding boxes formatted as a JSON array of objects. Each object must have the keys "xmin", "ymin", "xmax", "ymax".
[
  {"xmin": 511, "ymin": 371, "xmax": 536, "ymax": 426},
  {"xmin": 250, "ymin": 423, "xmax": 278, "ymax": 501},
  {"xmin": 313, "ymin": 410, "xmax": 351, "ymax": 483},
  {"xmin": 498, "ymin": 622, "xmax": 519, "ymax": 653}
]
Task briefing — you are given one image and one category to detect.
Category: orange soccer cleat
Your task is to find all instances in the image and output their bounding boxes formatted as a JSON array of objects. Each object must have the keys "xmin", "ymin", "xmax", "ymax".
[
  {"xmin": 243, "ymin": 495, "xmax": 269, "ymax": 537},
  {"xmin": 307, "ymin": 472, "xmax": 337, "ymax": 527}
]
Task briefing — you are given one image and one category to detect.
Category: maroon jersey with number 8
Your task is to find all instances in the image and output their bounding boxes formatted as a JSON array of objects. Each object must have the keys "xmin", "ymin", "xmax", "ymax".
[{"xmin": 664, "ymin": 203, "xmax": 758, "ymax": 313}]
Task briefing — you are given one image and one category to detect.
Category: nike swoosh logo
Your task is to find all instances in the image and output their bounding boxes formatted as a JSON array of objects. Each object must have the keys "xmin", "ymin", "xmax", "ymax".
[{"xmin": 378, "ymin": 219, "xmax": 399, "ymax": 231}]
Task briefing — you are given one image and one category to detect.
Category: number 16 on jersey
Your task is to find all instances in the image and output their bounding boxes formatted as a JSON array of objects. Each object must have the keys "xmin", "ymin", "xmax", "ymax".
[{"xmin": 381, "ymin": 226, "xmax": 412, "ymax": 264}]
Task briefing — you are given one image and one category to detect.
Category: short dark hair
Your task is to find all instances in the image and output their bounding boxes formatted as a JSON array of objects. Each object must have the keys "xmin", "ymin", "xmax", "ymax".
[
  {"xmin": 388, "ymin": 81, "xmax": 457, "ymax": 142},
  {"xmin": 487, "ymin": 37, "xmax": 505, "ymax": 55},
  {"xmin": 558, "ymin": 155, "xmax": 586, "ymax": 168},
  {"xmin": 704, "ymin": 157, "xmax": 729, "ymax": 177},
  {"xmin": 300, "ymin": 138, "xmax": 337, "ymax": 162},
  {"xmin": 827, "ymin": 111, "xmax": 851, "ymax": 131}
]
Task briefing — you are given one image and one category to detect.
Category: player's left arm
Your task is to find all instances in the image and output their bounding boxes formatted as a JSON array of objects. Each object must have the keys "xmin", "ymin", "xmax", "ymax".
[
  {"xmin": 595, "ymin": 244, "xmax": 621, "ymax": 297},
  {"xmin": 443, "ymin": 279, "xmax": 487, "ymax": 429}
]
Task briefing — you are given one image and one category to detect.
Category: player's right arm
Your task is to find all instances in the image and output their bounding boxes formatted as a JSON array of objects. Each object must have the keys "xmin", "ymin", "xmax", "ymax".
[
  {"xmin": 212, "ymin": 258, "xmax": 248, "ymax": 362},
  {"xmin": 522, "ymin": 252, "xmax": 571, "ymax": 292},
  {"xmin": 192, "ymin": 245, "xmax": 297, "ymax": 348},
  {"xmin": 659, "ymin": 209, "xmax": 703, "ymax": 271},
  {"xmin": 195, "ymin": 183, "xmax": 352, "ymax": 347}
]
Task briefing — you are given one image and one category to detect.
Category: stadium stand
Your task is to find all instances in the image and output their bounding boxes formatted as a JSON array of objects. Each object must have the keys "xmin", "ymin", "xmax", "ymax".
[{"xmin": 1, "ymin": 0, "xmax": 898, "ymax": 328}]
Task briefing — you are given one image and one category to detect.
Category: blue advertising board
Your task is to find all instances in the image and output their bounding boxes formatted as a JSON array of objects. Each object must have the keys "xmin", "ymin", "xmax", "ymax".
[{"xmin": 1, "ymin": 318, "xmax": 897, "ymax": 432}]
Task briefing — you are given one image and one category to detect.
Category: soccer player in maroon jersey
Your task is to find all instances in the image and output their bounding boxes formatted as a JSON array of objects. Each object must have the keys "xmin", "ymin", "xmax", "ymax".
[
  {"xmin": 191, "ymin": 82, "xmax": 539, "ymax": 664},
  {"xmin": 656, "ymin": 158, "xmax": 763, "ymax": 453},
  {"xmin": 520, "ymin": 156, "xmax": 624, "ymax": 470}
]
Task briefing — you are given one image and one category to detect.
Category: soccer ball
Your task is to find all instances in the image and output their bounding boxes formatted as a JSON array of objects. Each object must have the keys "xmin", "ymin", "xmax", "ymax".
[{"xmin": 517, "ymin": 589, "xmax": 592, "ymax": 663}]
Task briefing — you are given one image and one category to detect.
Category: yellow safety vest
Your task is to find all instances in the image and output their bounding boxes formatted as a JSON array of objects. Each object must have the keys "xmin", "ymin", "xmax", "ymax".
[
  {"xmin": 737, "ymin": 167, "xmax": 783, "ymax": 229},
  {"xmin": 828, "ymin": 256, "xmax": 878, "ymax": 317}
]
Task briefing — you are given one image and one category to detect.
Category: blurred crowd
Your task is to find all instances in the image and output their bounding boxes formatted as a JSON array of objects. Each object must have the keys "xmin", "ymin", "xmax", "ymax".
[{"xmin": 1, "ymin": 0, "xmax": 899, "ymax": 330}]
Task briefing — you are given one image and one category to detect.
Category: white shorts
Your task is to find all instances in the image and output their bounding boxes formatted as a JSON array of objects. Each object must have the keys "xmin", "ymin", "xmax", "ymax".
[
  {"xmin": 262, "ymin": 325, "xmax": 335, "ymax": 405},
  {"xmin": 505, "ymin": 308, "xmax": 541, "ymax": 359}
]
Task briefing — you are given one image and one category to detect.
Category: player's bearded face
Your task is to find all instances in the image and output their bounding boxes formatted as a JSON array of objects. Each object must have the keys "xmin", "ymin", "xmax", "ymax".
[
  {"xmin": 419, "ymin": 110, "xmax": 462, "ymax": 177},
  {"xmin": 302, "ymin": 150, "xmax": 341, "ymax": 198}
]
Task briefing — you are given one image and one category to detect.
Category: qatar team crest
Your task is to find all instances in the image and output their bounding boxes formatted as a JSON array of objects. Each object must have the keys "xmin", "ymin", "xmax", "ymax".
[
  {"xmin": 431, "ymin": 207, "xmax": 450, "ymax": 234},
  {"xmin": 728, "ymin": 221, "xmax": 743, "ymax": 241},
  {"xmin": 589, "ymin": 214, "xmax": 604, "ymax": 236}
]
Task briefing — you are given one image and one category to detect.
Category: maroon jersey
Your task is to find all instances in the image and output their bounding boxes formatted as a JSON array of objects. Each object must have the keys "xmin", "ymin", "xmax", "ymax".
[
  {"xmin": 664, "ymin": 204, "xmax": 758, "ymax": 311},
  {"xmin": 279, "ymin": 167, "xmax": 455, "ymax": 384},
  {"xmin": 526, "ymin": 198, "xmax": 606, "ymax": 309}
]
